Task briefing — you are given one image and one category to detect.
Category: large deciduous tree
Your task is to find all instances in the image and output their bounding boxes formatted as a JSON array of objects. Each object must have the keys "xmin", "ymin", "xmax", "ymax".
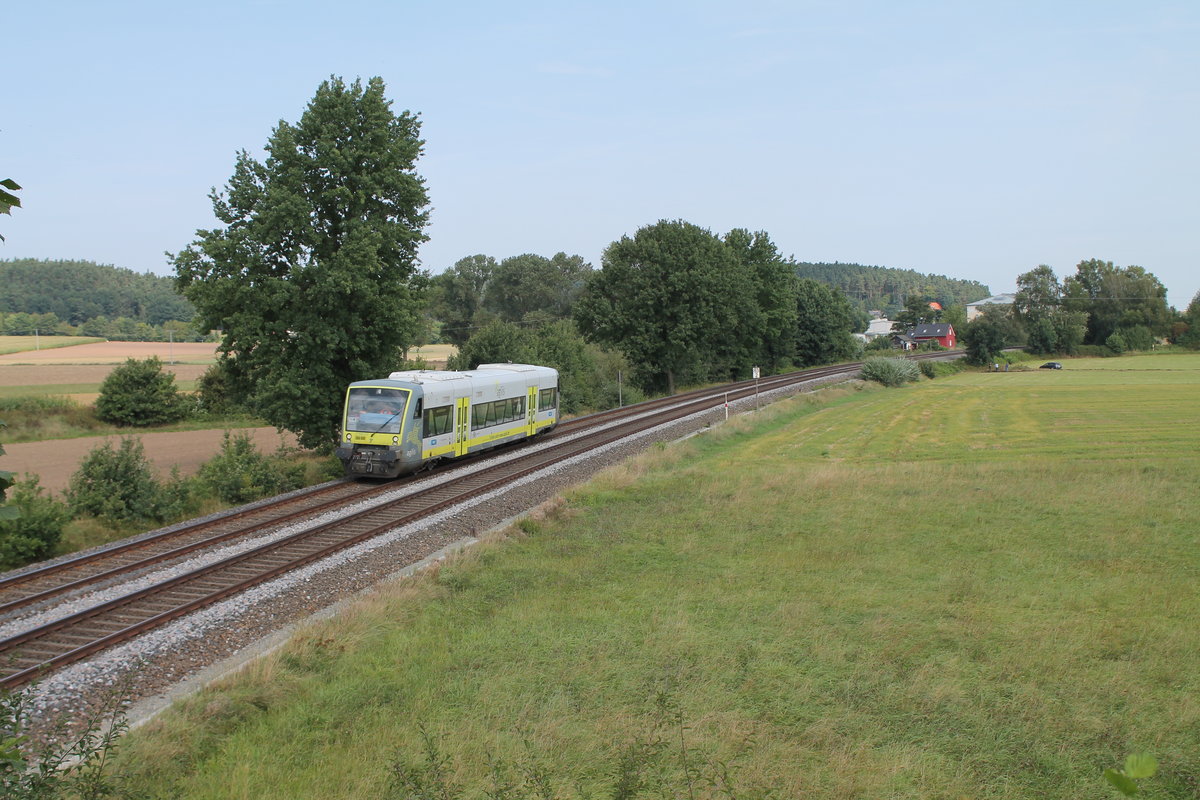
[
  {"xmin": 483, "ymin": 252, "xmax": 592, "ymax": 323},
  {"xmin": 0, "ymin": 177, "xmax": 20, "ymax": 242},
  {"xmin": 961, "ymin": 307, "xmax": 1025, "ymax": 365},
  {"xmin": 1012, "ymin": 264, "xmax": 1062, "ymax": 321},
  {"xmin": 574, "ymin": 220, "xmax": 755, "ymax": 395},
  {"xmin": 724, "ymin": 229, "xmax": 796, "ymax": 371},
  {"xmin": 430, "ymin": 255, "xmax": 497, "ymax": 346},
  {"xmin": 892, "ymin": 294, "xmax": 943, "ymax": 331},
  {"xmin": 1013, "ymin": 264, "xmax": 1087, "ymax": 354},
  {"xmin": 173, "ymin": 76, "xmax": 430, "ymax": 449},
  {"xmin": 1063, "ymin": 259, "xmax": 1170, "ymax": 346},
  {"xmin": 793, "ymin": 279, "xmax": 859, "ymax": 367}
]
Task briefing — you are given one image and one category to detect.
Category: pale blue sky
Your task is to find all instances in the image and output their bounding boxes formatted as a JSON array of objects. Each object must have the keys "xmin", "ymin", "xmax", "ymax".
[{"xmin": 5, "ymin": 1, "xmax": 1198, "ymax": 307}]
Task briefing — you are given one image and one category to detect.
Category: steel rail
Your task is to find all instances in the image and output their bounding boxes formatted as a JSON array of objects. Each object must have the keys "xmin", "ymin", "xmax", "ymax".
[
  {"xmin": 0, "ymin": 361, "xmax": 848, "ymax": 614},
  {"xmin": 0, "ymin": 353, "xmax": 958, "ymax": 688}
]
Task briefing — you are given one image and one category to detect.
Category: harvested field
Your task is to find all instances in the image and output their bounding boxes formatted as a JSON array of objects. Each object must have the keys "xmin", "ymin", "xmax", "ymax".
[
  {"xmin": 0, "ymin": 341, "xmax": 218, "ymax": 399},
  {"xmin": 0, "ymin": 363, "xmax": 209, "ymax": 388},
  {"xmin": 0, "ymin": 341, "xmax": 218, "ymax": 365}
]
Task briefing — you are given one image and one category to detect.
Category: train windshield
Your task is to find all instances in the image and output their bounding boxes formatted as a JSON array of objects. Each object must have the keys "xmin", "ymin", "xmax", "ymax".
[{"xmin": 345, "ymin": 387, "xmax": 411, "ymax": 434}]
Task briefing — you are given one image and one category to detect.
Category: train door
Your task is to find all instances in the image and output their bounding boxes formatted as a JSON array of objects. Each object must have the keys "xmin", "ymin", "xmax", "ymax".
[
  {"xmin": 526, "ymin": 386, "xmax": 538, "ymax": 437},
  {"xmin": 455, "ymin": 397, "xmax": 470, "ymax": 456}
]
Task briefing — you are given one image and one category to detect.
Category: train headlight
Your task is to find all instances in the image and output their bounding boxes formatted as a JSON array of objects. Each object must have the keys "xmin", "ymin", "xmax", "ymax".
[
  {"xmin": 345, "ymin": 433, "xmax": 352, "ymax": 441},
  {"xmin": 392, "ymin": 436, "xmax": 399, "ymax": 444}
]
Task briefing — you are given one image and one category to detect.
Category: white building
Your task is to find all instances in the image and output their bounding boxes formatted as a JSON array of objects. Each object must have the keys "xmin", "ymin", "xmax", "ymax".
[
  {"xmin": 966, "ymin": 293, "xmax": 1017, "ymax": 321},
  {"xmin": 863, "ymin": 318, "xmax": 897, "ymax": 338}
]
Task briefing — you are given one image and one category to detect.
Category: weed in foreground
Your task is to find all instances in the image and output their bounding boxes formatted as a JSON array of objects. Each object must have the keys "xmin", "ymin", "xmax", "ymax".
[
  {"xmin": 0, "ymin": 680, "xmax": 141, "ymax": 800},
  {"xmin": 1104, "ymin": 752, "xmax": 1157, "ymax": 796}
]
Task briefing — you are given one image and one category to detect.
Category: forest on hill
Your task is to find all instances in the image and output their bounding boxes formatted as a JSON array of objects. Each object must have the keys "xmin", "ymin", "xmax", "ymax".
[
  {"xmin": 2, "ymin": 257, "xmax": 995, "ymax": 342},
  {"xmin": 0, "ymin": 259, "xmax": 195, "ymax": 328},
  {"xmin": 795, "ymin": 261, "xmax": 991, "ymax": 314}
]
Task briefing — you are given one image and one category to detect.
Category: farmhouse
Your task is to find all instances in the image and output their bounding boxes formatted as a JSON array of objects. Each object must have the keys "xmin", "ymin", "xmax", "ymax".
[{"xmin": 910, "ymin": 323, "xmax": 956, "ymax": 348}]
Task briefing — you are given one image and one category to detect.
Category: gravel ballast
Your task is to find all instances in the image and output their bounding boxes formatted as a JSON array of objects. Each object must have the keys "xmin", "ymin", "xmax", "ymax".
[{"xmin": 20, "ymin": 375, "xmax": 851, "ymax": 732}]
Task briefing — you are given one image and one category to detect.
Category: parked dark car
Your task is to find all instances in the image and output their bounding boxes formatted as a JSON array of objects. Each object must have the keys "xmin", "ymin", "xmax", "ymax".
[{"xmin": 1040, "ymin": 361, "xmax": 1063, "ymax": 369}]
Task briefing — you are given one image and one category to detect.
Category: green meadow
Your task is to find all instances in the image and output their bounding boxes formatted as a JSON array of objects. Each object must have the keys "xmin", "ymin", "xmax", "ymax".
[
  {"xmin": 115, "ymin": 354, "xmax": 1200, "ymax": 799},
  {"xmin": 0, "ymin": 335, "xmax": 106, "ymax": 355}
]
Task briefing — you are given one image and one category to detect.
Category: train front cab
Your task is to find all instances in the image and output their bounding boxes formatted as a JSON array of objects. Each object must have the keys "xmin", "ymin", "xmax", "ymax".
[{"xmin": 337, "ymin": 380, "xmax": 425, "ymax": 478}]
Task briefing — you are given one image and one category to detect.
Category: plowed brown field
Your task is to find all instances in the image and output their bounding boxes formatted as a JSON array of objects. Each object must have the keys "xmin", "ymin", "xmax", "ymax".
[{"xmin": 3, "ymin": 428, "xmax": 300, "ymax": 495}]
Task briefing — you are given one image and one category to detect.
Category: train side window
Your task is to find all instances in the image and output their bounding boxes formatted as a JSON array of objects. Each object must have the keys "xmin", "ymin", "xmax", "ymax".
[
  {"xmin": 539, "ymin": 387, "xmax": 557, "ymax": 411},
  {"xmin": 413, "ymin": 398, "xmax": 423, "ymax": 419},
  {"xmin": 472, "ymin": 404, "xmax": 484, "ymax": 428},
  {"xmin": 423, "ymin": 405, "xmax": 452, "ymax": 437}
]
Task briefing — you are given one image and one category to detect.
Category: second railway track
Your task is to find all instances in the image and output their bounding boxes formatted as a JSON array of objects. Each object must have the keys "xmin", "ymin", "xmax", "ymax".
[{"xmin": 0, "ymin": 355, "xmax": 956, "ymax": 690}]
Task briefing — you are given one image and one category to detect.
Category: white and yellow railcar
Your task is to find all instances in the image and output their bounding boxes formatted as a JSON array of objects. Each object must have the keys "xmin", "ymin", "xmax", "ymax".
[{"xmin": 336, "ymin": 363, "xmax": 559, "ymax": 478}]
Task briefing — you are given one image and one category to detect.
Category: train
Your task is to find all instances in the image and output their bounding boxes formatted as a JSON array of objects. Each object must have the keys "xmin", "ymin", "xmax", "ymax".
[{"xmin": 335, "ymin": 363, "xmax": 559, "ymax": 479}]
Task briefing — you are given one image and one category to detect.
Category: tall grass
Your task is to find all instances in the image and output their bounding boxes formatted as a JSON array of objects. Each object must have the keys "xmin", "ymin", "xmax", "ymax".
[{"xmin": 113, "ymin": 355, "xmax": 1200, "ymax": 798}]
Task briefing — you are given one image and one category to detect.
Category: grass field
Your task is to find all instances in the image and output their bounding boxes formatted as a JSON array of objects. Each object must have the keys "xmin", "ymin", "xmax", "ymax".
[
  {"xmin": 0, "ymin": 335, "xmax": 106, "ymax": 355},
  {"xmin": 111, "ymin": 354, "xmax": 1200, "ymax": 798}
]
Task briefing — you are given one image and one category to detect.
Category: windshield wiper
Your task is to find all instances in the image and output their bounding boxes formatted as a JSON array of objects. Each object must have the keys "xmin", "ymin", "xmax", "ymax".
[{"xmin": 371, "ymin": 412, "xmax": 402, "ymax": 433}]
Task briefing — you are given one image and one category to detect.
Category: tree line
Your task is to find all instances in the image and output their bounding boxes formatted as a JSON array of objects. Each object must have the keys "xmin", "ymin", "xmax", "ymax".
[
  {"xmin": 958, "ymin": 259, "xmax": 1191, "ymax": 364},
  {"xmin": 0, "ymin": 258, "xmax": 195, "ymax": 325}
]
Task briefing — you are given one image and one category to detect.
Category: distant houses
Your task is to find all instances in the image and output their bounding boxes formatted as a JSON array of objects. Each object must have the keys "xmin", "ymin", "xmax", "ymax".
[{"xmin": 859, "ymin": 318, "xmax": 957, "ymax": 350}]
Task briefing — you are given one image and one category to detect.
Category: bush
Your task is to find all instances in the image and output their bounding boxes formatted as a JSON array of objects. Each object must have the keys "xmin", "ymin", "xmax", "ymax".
[
  {"xmin": 0, "ymin": 422, "xmax": 13, "ymax": 522},
  {"xmin": 860, "ymin": 357, "xmax": 920, "ymax": 387},
  {"xmin": 66, "ymin": 436, "xmax": 167, "ymax": 523},
  {"xmin": 94, "ymin": 356, "xmax": 187, "ymax": 426},
  {"xmin": 1106, "ymin": 331, "xmax": 1127, "ymax": 354},
  {"xmin": 865, "ymin": 336, "xmax": 894, "ymax": 352},
  {"xmin": 194, "ymin": 360, "xmax": 248, "ymax": 416},
  {"xmin": 0, "ymin": 475, "xmax": 70, "ymax": 569},
  {"xmin": 1118, "ymin": 325, "xmax": 1155, "ymax": 352},
  {"xmin": 198, "ymin": 432, "xmax": 305, "ymax": 505}
]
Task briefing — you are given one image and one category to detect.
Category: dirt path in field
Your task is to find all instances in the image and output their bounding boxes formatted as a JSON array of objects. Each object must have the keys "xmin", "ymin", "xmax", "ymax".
[{"xmin": 2, "ymin": 428, "xmax": 300, "ymax": 495}]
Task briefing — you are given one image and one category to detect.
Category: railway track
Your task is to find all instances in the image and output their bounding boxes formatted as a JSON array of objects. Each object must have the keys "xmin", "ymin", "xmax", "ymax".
[
  {"xmin": 0, "ymin": 354, "xmax": 955, "ymax": 689},
  {"xmin": 0, "ymin": 363, "xmax": 829, "ymax": 620}
]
